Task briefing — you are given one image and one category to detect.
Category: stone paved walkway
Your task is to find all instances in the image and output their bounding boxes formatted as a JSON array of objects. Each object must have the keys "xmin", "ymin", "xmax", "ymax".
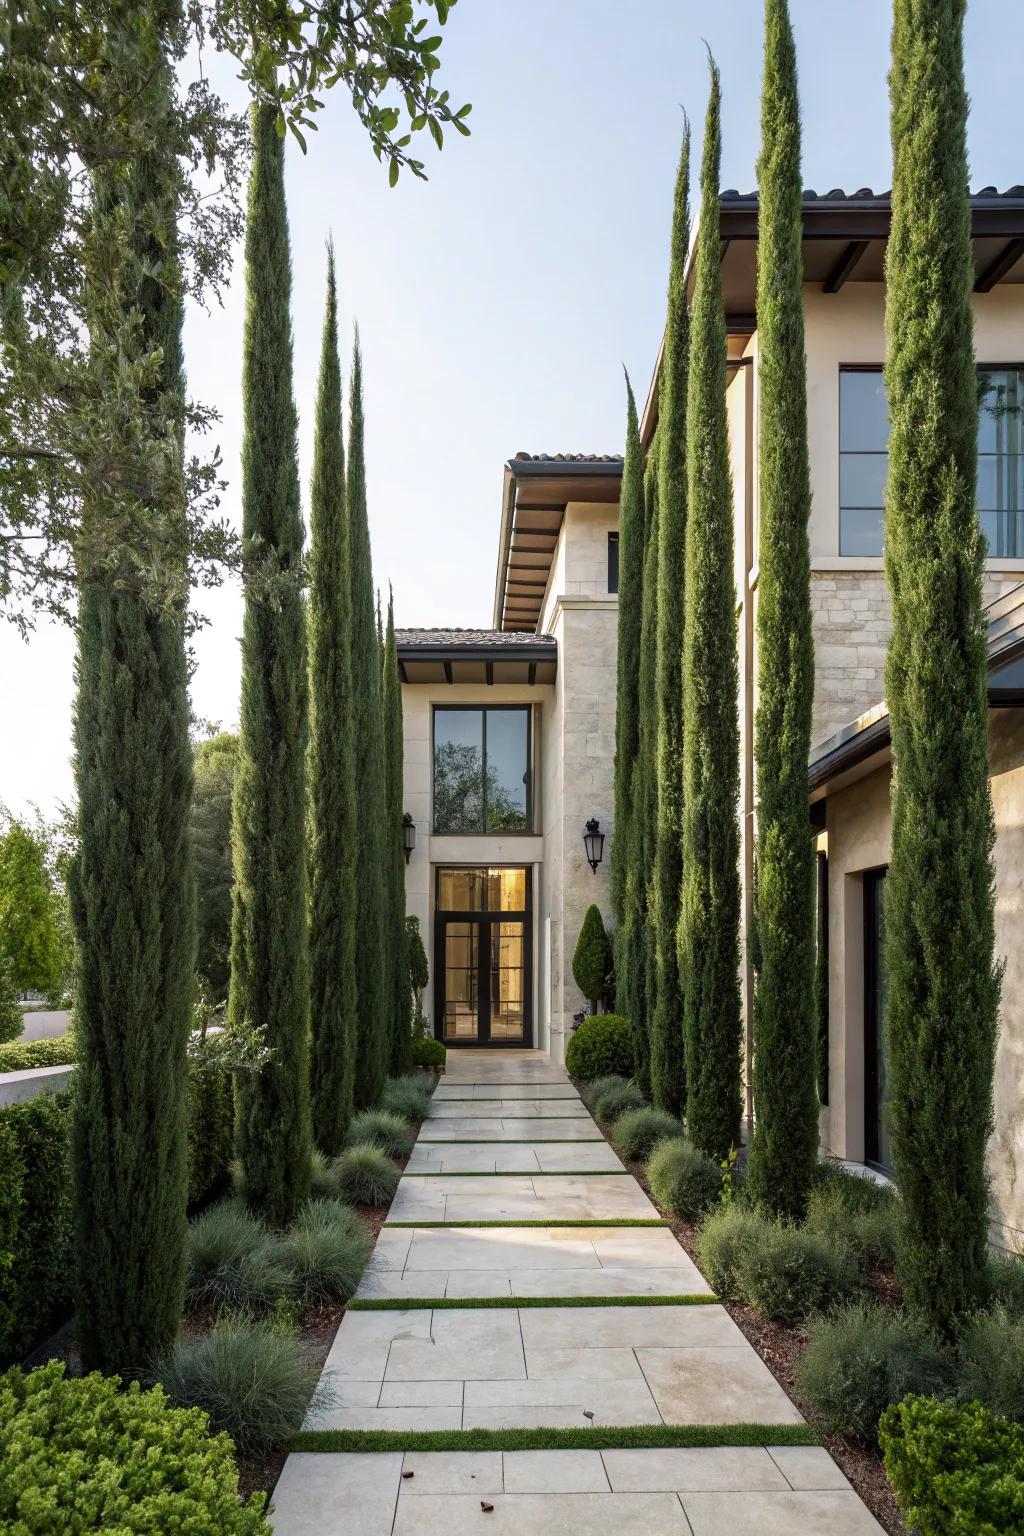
[{"xmin": 270, "ymin": 1050, "xmax": 884, "ymax": 1534}]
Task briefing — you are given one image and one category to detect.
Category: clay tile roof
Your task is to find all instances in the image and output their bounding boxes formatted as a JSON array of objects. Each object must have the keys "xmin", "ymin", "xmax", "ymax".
[
  {"xmin": 509, "ymin": 452, "xmax": 623, "ymax": 465},
  {"xmin": 396, "ymin": 628, "xmax": 554, "ymax": 650},
  {"xmin": 718, "ymin": 186, "xmax": 1024, "ymax": 204}
]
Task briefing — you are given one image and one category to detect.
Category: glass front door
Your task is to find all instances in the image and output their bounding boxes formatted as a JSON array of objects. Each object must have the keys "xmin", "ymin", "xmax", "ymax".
[
  {"xmin": 435, "ymin": 868, "xmax": 531, "ymax": 1047},
  {"xmin": 864, "ymin": 868, "xmax": 893, "ymax": 1170}
]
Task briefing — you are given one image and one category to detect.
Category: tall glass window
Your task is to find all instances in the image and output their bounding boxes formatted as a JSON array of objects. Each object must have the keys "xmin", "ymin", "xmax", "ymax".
[
  {"xmin": 839, "ymin": 365, "xmax": 1024, "ymax": 557},
  {"xmin": 433, "ymin": 708, "xmax": 530, "ymax": 833}
]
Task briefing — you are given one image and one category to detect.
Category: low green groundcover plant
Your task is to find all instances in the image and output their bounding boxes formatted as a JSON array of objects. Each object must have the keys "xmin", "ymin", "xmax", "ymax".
[
  {"xmin": 647, "ymin": 1137, "xmax": 720, "ymax": 1221},
  {"xmin": 565, "ymin": 1013, "xmax": 633, "ymax": 1081},
  {"xmin": 593, "ymin": 1077, "xmax": 646, "ymax": 1123},
  {"xmin": 278, "ymin": 1198, "xmax": 372, "ymax": 1306},
  {"xmin": 0, "ymin": 1361, "xmax": 270, "ymax": 1533},
  {"xmin": 154, "ymin": 1313, "xmax": 325, "ymax": 1457},
  {"xmin": 805, "ymin": 1165, "xmax": 899, "ymax": 1273},
  {"xmin": 697, "ymin": 1204, "xmax": 777, "ymax": 1300},
  {"xmin": 880, "ymin": 1395, "xmax": 1024, "ymax": 1536},
  {"xmin": 381, "ymin": 1073, "xmax": 434, "ymax": 1123},
  {"xmin": 348, "ymin": 1107, "xmax": 413, "ymax": 1158},
  {"xmin": 797, "ymin": 1302, "xmax": 950, "ymax": 1443},
  {"xmin": 612, "ymin": 1106, "xmax": 681, "ymax": 1162},
  {"xmin": 332, "ymin": 1144, "xmax": 400, "ymax": 1206},
  {"xmin": 411, "ymin": 1037, "xmax": 446, "ymax": 1070},
  {"xmin": 735, "ymin": 1219, "xmax": 854, "ymax": 1325}
]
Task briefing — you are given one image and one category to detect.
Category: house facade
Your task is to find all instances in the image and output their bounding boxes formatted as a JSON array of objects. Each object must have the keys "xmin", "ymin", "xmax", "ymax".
[{"xmin": 398, "ymin": 186, "xmax": 1024, "ymax": 1238}]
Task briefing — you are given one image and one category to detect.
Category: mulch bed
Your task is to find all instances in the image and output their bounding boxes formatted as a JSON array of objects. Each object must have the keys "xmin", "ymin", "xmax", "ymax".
[{"xmin": 599, "ymin": 1124, "xmax": 907, "ymax": 1536}]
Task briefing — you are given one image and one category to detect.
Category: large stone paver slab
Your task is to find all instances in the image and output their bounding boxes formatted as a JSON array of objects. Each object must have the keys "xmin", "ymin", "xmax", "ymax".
[
  {"xmin": 392, "ymin": 1490, "xmax": 689, "ymax": 1535},
  {"xmin": 419, "ymin": 1117, "xmax": 603, "ymax": 1141},
  {"xmin": 682, "ymin": 1490, "xmax": 884, "ymax": 1534},
  {"xmin": 434, "ymin": 1083, "xmax": 582, "ymax": 1101},
  {"xmin": 387, "ymin": 1174, "xmax": 659, "ymax": 1224},
  {"xmin": 637, "ymin": 1346, "xmax": 804, "ymax": 1426},
  {"xmin": 430, "ymin": 1099, "xmax": 591, "ymax": 1119},
  {"xmin": 355, "ymin": 1224, "xmax": 711, "ymax": 1299},
  {"xmin": 269, "ymin": 1451, "xmax": 403, "ymax": 1534},
  {"xmin": 602, "ymin": 1446, "xmax": 790, "ymax": 1492},
  {"xmin": 405, "ymin": 1140, "xmax": 624, "ymax": 1174}
]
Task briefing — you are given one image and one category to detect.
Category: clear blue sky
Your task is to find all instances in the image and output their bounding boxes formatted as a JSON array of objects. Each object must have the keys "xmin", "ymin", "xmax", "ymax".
[{"xmin": 3, "ymin": 0, "xmax": 1023, "ymax": 815}]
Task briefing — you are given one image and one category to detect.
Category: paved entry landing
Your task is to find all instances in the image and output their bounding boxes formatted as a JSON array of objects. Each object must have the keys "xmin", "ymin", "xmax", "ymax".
[{"xmin": 270, "ymin": 1050, "xmax": 884, "ymax": 1534}]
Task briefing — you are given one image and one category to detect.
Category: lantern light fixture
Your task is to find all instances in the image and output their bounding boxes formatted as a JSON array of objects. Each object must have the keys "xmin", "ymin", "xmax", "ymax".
[
  {"xmin": 583, "ymin": 817, "xmax": 605, "ymax": 873},
  {"xmin": 402, "ymin": 812, "xmax": 416, "ymax": 864}
]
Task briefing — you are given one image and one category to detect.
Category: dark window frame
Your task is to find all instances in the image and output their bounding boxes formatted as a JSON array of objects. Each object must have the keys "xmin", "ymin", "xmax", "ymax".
[
  {"xmin": 431, "ymin": 704, "xmax": 534, "ymax": 835},
  {"xmin": 839, "ymin": 362, "xmax": 1024, "ymax": 558},
  {"xmin": 607, "ymin": 531, "xmax": 620, "ymax": 594},
  {"xmin": 433, "ymin": 865, "xmax": 533, "ymax": 1048},
  {"xmin": 863, "ymin": 865, "xmax": 892, "ymax": 1174}
]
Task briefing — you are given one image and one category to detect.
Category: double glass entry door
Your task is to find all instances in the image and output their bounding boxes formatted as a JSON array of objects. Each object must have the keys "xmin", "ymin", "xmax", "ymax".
[{"xmin": 436, "ymin": 868, "xmax": 531, "ymax": 1047}]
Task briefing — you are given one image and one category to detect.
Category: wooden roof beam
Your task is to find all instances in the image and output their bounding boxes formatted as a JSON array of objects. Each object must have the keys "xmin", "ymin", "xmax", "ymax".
[
  {"xmin": 975, "ymin": 237, "xmax": 1024, "ymax": 292},
  {"xmin": 823, "ymin": 239, "xmax": 871, "ymax": 294}
]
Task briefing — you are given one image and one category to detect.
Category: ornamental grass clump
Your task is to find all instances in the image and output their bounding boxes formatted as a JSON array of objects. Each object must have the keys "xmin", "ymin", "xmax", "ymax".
[
  {"xmin": 380, "ymin": 1073, "xmax": 433, "ymax": 1124},
  {"xmin": 278, "ymin": 1198, "xmax": 372, "ymax": 1306},
  {"xmin": 348, "ymin": 1108, "xmax": 412, "ymax": 1158},
  {"xmin": 735, "ymin": 1220, "xmax": 855, "ymax": 1324},
  {"xmin": 612, "ymin": 1106, "xmax": 681, "ymax": 1162},
  {"xmin": 959, "ymin": 1309, "xmax": 1024, "ymax": 1421},
  {"xmin": 647, "ymin": 1137, "xmax": 720, "ymax": 1221},
  {"xmin": 797, "ymin": 1302, "xmax": 950, "ymax": 1443},
  {"xmin": 0, "ymin": 1361, "xmax": 270, "ymax": 1534},
  {"xmin": 154, "ymin": 1314, "xmax": 325, "ymax": 1456},
  {"xmin": 332, "ymin": 1144, "xmax": 400, "ymax": 1207},
  {"xmin": 185, "ymin": 1203, "xmax": 290, "ymax": 1314},
  {"xmin": 593, "ymin": 1078, "xmax": 646, "ymax": 1124}
]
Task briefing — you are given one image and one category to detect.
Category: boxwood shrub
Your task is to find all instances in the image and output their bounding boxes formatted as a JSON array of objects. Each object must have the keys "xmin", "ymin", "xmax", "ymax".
[
  {"xmin": 565, "ymin": 1013, "xmax": 632, "ymax": 1081},
  {"xmin": 880, "ymin": 1395, "xmax": 1024, "ymax": 1535},
  {"xmin": 0, "ymin": 1361, "xmax": 270, "ymax": 1533},
  {"xmin": 411, "ymin": 1037, "xmax": 446, "ymax": 1070},
  {"xmin": 0, "ymin": 1094, "xmax": 73, "ymax": 1367}
]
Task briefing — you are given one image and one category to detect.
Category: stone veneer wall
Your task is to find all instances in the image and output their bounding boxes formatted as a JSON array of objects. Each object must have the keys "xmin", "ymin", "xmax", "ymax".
[{"xmin": 811, "ymin": 571, "xmax": 1022, "ymax": 749}]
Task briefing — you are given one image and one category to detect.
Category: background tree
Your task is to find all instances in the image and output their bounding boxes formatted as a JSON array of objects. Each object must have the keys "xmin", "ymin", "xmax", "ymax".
[
  {"xmin": 573, "ymin": 905, "xmax": 613, "ymax": 1015},
  {"xmin": 189, "ymin": 732, "xmax": 238, "ymax": 1003},
  {"xmin": 383, "ymin": 590, "xmax": 411, "ymax": 1074},
  {"xmin": 0, "ymin": 813, "xmax": 61, "ymax": 996},
  {"xmin": 883, "ymin": 0, "xmax": 999, "ymax": 1333},
  {"xmin": 612, "ymin": 377, "xmax": 646, "ymax": 1037},
  {"xmin": 307, "ymin": 249, "xmax": 358, "ymax": 1153},
  {"xmin": 650, "ymin": 123, "xmax": 691, "ymax": 1117},
  {"xmin": 69, "ymin": 4, "xmax": 195, "ymax": 1375},
  {"xmin": 0, "ymin": 952, "xmax": 21, "ymax": 1044},
  {"xmin": 229, "ymin": 103, "xmax": 311, "ymax": 1228},
  {"xmin": 680, "ymin": 60, "xmax": 742, "ymax": 1164},
  {"xmin": 347, "ymin": 337, "xmax": 388, "ymax": 1108},
  {"xmin": 745, "ymin": 0, "xmax": 819, "ymax": 1221}
]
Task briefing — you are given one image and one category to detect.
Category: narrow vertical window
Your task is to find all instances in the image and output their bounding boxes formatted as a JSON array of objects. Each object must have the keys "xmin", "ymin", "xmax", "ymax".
[{"xmin": 608, "ymin": 532, "xmax": 620, "ymax": 593}]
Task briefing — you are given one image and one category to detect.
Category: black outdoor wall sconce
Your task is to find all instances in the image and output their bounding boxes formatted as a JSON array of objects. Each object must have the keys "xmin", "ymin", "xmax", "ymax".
[
  {"xmin": 402, "ymin": 813, "xmax": 416, "ymax": 864},
  {"xmin": 583, "ymin": 818, "xmax": 605, "ymax": 873}
]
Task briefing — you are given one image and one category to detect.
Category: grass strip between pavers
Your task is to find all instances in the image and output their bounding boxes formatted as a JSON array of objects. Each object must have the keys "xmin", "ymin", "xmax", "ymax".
[
  {"xmin": 286, "ymin": 1423, "xmax": 818, "ymax": 1454},
  {"xmin": 383, "ymin": 1218, "xmax": 667, "ymax": 1228},
  {"xmin": 417, "ymin": 1138, "xmax": 602, "ymax": 1145},
  {"xmin": 348, "ymin": 1294, "xmax": 719, "ymax": 1310},
  {"xmin": 400, "ymin": 1169, "xmax": 627, "ymax": 1177}
]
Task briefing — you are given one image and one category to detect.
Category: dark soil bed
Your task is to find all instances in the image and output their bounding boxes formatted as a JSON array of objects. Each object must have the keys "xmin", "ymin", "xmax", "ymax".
[{"xmin": 594, "ymin": 1113, "xmax": 906, "ymax": 1536}]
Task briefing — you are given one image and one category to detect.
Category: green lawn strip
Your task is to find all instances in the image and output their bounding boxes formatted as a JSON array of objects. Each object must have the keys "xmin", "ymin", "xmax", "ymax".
[
  {"xmin": 416, "ymin": 1139, "xmax": 602, "ymax": 1145},
  {"xmin": 399, "ymin": 1170, "xmax": 627, "ymax": 1178},
  {"xmin": 348, "ymin": 1294, "xmax": 719, "ymax": 1310},
  {"xmin": 383, "ymin": 1218, "xmax": 666, "ymax": 1229},
  {"xmin": 286, "ymin": 1423, "xmax": 818, "ymax": 1454}
]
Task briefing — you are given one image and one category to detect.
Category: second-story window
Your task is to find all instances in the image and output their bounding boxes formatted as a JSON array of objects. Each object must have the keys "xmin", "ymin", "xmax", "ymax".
[
  {"xmin": 433, "ymin": 706, "xmax": 531, "ymax": 833},
  {"xmin": 839, "ymin": 365, "xmax": 1024, "ymax": 557}
]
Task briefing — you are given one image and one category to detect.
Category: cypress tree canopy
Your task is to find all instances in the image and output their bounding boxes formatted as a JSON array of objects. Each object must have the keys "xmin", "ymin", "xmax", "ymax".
[
  {"xmin": 347, "ymin": 335, "xmax": 388, "ymax": 1109},
  {"xmin": 229, "ymin": 101, "xmax": 311, "ymax": 1227},
  {"xmin": 383, "ymin": 589, "xmax": 411, "ymax": 1075},
  {"xmin": 308, "ymin": 247, "xmax": 358, "ymax": 1154},
  {"xmin": 650, "ymin": 122, "xmax": 691, "ymax": 1118},
  {"xmin": 883, "ymin": 0, "xmax": 999, "ymax": 1333},
  {"xmin": 71, "ymin": 15, "xmax": 193, "ymax": 1373},
  {"xmin": 745, "ymin": 0, "xmax": 819, "ymax": 1221},
  {"xmin": 680, "ymin": 59, "xmax": 743, "ymax": 1165}
]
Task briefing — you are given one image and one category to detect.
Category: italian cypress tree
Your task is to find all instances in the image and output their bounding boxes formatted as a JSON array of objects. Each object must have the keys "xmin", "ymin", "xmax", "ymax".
[
  {"xmin": 383, "ymin": 588, "xmax": 411, "ymax": 1074},
  {"xmin": 745, "ymin": 0, "xmax": 819, "ymax": 1220},
  {"xmin": 650, "ymin": 123, "xmax": 691, "ymax": 1117},
  {"xmin": 347, "ymin": 335, "xmax": 388, "ymax": 1107},
  {"xmin": 71, "ymin": 14, "xmax": 193, "ymax": 1373},
  {"xmin": 883, "ymin": 0, "xmax": 999, "ymax": 1333},
  {"xmin": 612, "ymin": 377, "xmax": 647, "ymax": 1070},
  {"xmin": 307, "ymin": 247, "xmax": 358, "ymax": 1154},
  {"xmin": 229, "ymin": 102, "xmax": 311, "ymax": 1227},
  {"xmin": 679, "ymin": 60, "xmax": 742, "ymax": 1163}
]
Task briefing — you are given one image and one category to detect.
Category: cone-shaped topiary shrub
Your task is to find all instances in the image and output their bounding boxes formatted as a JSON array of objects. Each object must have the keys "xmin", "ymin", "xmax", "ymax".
[
  {"xmin": 647, "ymin": 1137, "xmax": 720, "ymax": 1221},
  {"xmin": 332, "ymin": 1145, "xmax": 400, "ymax": 1207},
  {"xmin": 612, "ymin": 1106, "xmax": 681, "ymax": 1162},
  {"xmin": 565, "ymin": 1013, "xmax": 632, "ymax": 1081},
  {"xmin": 572, "ymin": 905, "xmax": 612, "ymax": 1012}
]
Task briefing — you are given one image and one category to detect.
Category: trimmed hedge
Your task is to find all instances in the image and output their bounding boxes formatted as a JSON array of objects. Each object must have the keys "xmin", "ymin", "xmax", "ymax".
[
  {"xmin": 411, "ymin": 1037, "xmax": 446, "ymax": 1070},
  {"xmin": 0, "ymin": 1361, "xmax": 270, "ymax": 1533},
  {"xmin": 0, "ymin": 1094, "xmax": 73, "ymax": 1366},
  {"xmin": 880, "ymin": 1395, "xmax": 1024, "ymax": 1535},
  {"xmin": 565, "ymin": 1013, "xmax": 633, "ymax": 1081},
  {"xmin": 0, "ymin": 1032, "xmax": 77, "ymax": 1073}
]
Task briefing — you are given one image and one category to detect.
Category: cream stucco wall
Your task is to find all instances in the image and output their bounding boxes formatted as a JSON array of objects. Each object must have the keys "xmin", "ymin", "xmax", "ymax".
[{"xmin": 821, "ymin": 710, "xmax": 1024, "ymax": 1251}]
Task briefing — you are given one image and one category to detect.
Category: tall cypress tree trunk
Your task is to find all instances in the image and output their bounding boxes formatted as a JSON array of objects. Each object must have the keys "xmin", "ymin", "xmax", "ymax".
[
  {"xmin": 627, "ymin": 451, "xmax": 660, "ymax": 1096},
  {"xmin": 613, "ymin": 378, "xmax": 647, "ymax": 1068},
  {"xmin": 884, "ymin": 0, "xmax": 998, "ymax": 1333},
  {"xmin": 650, "ymin": 126, "xmax": 691, "ymax": 1116},
  {"xmin": 308, "ymin": 248, "xmax": 358, "ymax": 1153},
  {"xmin": 745, "ymin": 0, "xmax": 819, "ymax": 1220},
  {"xmin": 383, "ymin": 590, "xmax": 411, "ymax": 1074},
  {"xmin": 680, "ymin": 61, "xmax": 742, "ymax": 1163},
  {"xmin": 71, "ymin": 7, "xmax": 193, "ymax": 1374},
  {"xmin": 230, "ymin": 103, "xmax": 311, "ymax": 1226},
  {"xmin": 347, "ymin": 338, "xmax": 388, "ymax": 1107}
]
